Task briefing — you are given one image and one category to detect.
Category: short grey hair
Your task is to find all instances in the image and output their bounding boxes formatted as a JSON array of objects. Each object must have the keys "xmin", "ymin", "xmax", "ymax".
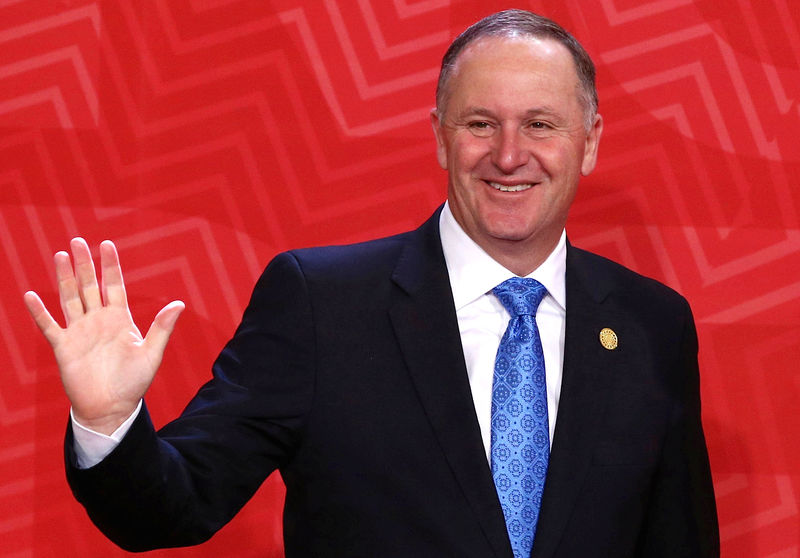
[{"xmin": 435, "ymin": 9, "xmax": 598, "ymax": 129}]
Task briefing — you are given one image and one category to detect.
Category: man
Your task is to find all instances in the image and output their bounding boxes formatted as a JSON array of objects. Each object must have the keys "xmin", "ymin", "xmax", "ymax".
[{"xmin": 24, "ymin": 9, "xmax": 719, "ymax": 558}]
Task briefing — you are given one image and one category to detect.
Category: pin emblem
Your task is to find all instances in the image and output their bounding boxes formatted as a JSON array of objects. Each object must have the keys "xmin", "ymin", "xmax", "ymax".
[{"xmin": 599, "ymin": 327, "xmax": 618, "ymax": 350}]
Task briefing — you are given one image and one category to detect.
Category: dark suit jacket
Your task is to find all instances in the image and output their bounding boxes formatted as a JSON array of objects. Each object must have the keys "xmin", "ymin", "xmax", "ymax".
[{"xmin": 65, "ymin": 208, "xmax": 719, "ymax": 557}]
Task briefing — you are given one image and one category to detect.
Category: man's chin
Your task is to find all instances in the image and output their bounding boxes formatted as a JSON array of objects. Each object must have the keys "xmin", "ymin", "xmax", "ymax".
[{"xmin": 483, "ymin": 221, "xmax": 538, "ymax": 243}]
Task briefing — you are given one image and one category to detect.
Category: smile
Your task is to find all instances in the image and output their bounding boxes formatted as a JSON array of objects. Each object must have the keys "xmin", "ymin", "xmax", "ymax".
[{"xmin": 486, "ymin": 181, "xmax": 534, "ymax": 192}]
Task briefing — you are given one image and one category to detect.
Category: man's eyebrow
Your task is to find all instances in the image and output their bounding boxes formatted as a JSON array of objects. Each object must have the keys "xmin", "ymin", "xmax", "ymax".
[
  {"xmin": 522, "ymin": 106, "xmax": 560, "ymax": 118},
  {"xmin": 457, "ymin": 107, "xmax": 496, "ymax": 118},
  {"xmin": 456, "ymin": 106, "xmax": 562, "ymax": 119}
]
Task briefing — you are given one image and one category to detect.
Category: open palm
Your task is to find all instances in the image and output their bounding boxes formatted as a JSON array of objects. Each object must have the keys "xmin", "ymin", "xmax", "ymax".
[{"xmin": 24, "ymin": 238, "xmax": 184, "ymax": 435}]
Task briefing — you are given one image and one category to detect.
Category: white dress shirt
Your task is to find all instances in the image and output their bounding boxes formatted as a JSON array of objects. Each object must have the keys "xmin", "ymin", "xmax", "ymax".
[
  {"xmin": 73, "ymin": 203, "xmax": 567, "ymax": 468},
  {"xmin": 439, "ymin": 202, "xmax": 566, "ymax": 461},
  {"xmin": 71, "ymin": 400, "xmax": 141, "ymax": 468}
]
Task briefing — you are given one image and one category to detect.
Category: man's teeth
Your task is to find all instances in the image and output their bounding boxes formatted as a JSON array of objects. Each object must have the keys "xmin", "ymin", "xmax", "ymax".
[{"xmin": 488, "ymin": 181, "xmax": 533, "ymax": 192}]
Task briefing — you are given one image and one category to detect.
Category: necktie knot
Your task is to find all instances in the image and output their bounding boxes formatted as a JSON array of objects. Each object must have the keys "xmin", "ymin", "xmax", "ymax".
[{"xmin": 492, "ymin": 277, "xmax": 547, "ymax": 317}]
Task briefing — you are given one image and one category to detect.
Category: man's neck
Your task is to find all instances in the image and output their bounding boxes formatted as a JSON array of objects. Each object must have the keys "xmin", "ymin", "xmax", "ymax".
[
  {"xmin": 439, "ymin": 202, "xmax": 567, "ymax": 278},
  {"xmin": 481, "ymin": 238, "xmax": 558, "ymax": 276}
]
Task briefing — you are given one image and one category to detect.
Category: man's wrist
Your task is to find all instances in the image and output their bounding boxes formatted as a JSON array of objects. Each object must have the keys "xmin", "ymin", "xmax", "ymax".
[{"xmin": 71, "ymin": 400, "xmax": 142, "ymax": 468}]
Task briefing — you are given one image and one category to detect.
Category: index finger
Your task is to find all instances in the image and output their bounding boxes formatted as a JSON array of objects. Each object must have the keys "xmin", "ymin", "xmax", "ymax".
[{"xmin": 99, "ymin": 240, "xmax": 128, "ymax": 308}]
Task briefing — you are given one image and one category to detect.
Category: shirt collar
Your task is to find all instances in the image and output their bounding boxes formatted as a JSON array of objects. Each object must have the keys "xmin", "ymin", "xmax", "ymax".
[{"xmin": 439, "ymin": 201, "xmax": 567, "ymax": 311}]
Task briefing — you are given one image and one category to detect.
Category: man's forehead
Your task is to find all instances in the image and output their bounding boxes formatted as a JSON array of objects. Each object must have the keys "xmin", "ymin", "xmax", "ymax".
[
  {"xmin": 444, "ymin": 36, "xmax": 581, "ymax": 106},
  {"xmin": 451, "ymin": 35, "xmax": 573, "ymax": 74}
]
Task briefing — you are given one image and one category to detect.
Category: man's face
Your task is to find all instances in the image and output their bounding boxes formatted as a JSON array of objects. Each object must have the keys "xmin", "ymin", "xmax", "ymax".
[{"xmin": 431, "ymin": 37, "xmax": 602, "ymax": 270}]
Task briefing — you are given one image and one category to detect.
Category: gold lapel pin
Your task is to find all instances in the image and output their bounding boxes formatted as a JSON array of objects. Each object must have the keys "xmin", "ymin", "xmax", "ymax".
[{"xmin": 599, "ymin": 327, "xmax": 618, "ymax": 350}]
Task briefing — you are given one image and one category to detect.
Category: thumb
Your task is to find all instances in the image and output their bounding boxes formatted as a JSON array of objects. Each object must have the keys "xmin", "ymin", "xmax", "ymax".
[{"xmin": 143, "ymin": 300, "xmax": 185, "ymax": 359}]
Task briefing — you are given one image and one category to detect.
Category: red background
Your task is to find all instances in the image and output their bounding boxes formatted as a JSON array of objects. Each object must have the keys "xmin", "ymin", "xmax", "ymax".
[{"xmin": 2, "ymin": 1, "xmax": 799, "ymax": 556}]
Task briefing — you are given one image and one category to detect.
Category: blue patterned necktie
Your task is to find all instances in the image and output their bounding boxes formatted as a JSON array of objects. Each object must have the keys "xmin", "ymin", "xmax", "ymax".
[{"xmin": 491, "ymin": 277, "xmax": 549, "ymax": 558}]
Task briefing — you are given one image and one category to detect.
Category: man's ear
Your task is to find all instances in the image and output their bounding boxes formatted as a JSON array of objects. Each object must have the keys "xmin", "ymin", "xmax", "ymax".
[
  {"xmin": 580, "ymin": 113, "xmax": 603, "ymax": 176},
  {"xmin": 430, "ymin": 108, "xmax": 448, "ymax": 170}
]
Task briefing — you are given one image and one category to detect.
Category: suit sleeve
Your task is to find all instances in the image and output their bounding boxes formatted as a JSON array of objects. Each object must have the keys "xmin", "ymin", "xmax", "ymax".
[
  {"xmin": 64, "ymin": 251, "xmax": 316, "ymax": 551},
  {"xmin": 637, "ymin": 301, "xmax": 720, "ymax": 557}
]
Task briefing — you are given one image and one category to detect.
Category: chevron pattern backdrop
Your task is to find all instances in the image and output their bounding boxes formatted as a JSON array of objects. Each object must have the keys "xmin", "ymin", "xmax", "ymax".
[{"xmin": 1, "ymin": 0, "xmax": 798, "ymax": 556}]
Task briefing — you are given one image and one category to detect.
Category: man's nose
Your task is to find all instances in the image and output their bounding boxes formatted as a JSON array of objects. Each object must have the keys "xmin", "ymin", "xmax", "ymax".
[{"xmin": 491, "ymin": 127, "xmax": 529, "ymax": 173}]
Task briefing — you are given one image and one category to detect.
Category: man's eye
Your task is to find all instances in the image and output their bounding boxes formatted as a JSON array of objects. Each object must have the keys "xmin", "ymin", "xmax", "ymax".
[
  {"xmin": 467, "ymin": 121, "xmax": 494, "ymax": 136},
  {"xmin": 529, "ymin": 121, "xmax": 548, "ymax": 129}
]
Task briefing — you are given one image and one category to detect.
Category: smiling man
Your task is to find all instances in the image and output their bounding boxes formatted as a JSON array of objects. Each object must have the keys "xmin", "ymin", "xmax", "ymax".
[
  {"xmin": 432, "ymin": 33, "xmax": 601, "ymax": 277},
  {"xmin": 26, "ymin": 9, "xmax": 718, "ymax": 558}
]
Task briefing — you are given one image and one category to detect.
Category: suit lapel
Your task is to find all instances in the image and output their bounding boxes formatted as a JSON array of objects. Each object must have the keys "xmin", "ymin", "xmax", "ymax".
[
  {"xmin": 532, "ymin": 245, "xmax": 633, "ymax": 558},
  {"xmin": 388, "ymin": 210, "xmax": 513, "ymax": 558}
]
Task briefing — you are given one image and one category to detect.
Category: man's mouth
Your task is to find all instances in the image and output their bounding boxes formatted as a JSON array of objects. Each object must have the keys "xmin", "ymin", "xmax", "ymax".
[{"xmin": 486, "ymin": 181, "xmax": 535, "ymax": 192}]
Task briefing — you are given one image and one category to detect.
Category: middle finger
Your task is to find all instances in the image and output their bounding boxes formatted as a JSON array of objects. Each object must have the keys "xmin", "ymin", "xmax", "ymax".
[{"xmin": 70, "ymin": 238, "xmax": 103, "ymax": 311}]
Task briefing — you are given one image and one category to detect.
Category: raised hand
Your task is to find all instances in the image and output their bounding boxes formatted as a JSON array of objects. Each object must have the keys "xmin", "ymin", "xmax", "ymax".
[{"xmin": 24, "ymin": 238, "xmax": 184, "ymax": 435}]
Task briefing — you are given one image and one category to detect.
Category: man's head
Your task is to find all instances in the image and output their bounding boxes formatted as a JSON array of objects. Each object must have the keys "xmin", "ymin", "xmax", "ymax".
[
  {"xmin": 431, "ymin": 10, "xmax": 603, "ymax": 275},
  {"xmin": 436, "ymin": 9, "xmax": 598, "ymax": 130}
]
